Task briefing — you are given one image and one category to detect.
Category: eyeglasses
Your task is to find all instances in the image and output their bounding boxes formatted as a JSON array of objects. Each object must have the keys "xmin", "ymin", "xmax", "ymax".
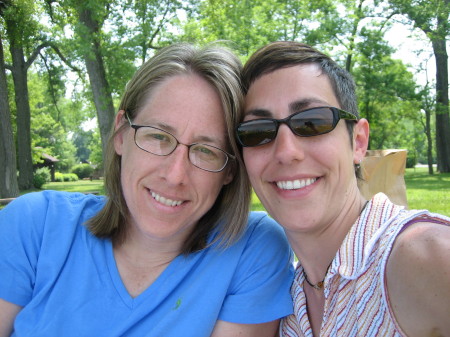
[
  {"xmin": 126, "ymin": 115, "xmax": 234, "ymax": 172},
  {"xmin": 236, "ymin": 106, "xmax": 358, "ymax": 147}
]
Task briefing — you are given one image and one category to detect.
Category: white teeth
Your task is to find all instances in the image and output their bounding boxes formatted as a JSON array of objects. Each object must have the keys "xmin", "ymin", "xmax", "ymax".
[
  {"xmin": 151, "ymin": 191, "xmax": 183, "ymax": 207},
  {"xmin": 276, "ymin": 178, "xmax": 316, "ymax": 190}
]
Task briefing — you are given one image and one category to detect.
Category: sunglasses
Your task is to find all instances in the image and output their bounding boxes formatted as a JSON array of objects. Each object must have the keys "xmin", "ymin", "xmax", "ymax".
[{"xmin": 236, "ymin": 106, "xmax": 358, "ymax": 147}]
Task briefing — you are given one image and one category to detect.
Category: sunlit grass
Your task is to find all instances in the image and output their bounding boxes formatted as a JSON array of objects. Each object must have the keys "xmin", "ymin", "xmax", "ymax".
[
  {"xmin": 404, "ymin": 167, "xmax": 450, "ymax": 216},
  {"xmin": 0, "ymin": 180, "xmax": 104, "ymax": 210},
  {"xmin": 21, "ymin": 179, "xmax": 105, "ymax": 195},
  {"xmin": 251, "ymin": 192, "xmax": 265, "ymax": 212}
]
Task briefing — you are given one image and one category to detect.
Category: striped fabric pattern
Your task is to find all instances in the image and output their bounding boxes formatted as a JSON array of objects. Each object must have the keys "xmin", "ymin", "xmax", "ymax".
[{"xmin": 280, "ymin": 193, "xmax": 450, "ymax": 337}]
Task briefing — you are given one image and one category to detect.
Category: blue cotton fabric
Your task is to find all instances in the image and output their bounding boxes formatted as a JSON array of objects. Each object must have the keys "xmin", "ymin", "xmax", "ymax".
[{"xmin": 0, "ymin": 191, "xmax": 294, "ymax": 337}]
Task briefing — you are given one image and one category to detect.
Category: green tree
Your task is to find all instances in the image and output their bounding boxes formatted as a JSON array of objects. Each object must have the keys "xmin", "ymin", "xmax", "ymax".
[
  {"xmin": 26, "ymin": 71, "xmax": 76, "ymax": 171},
  {"xmin": 388, "ymin": 0, "xmax": 450, "ymax": 172},
  {"xmin": 181, "ymin": 0, "xmax": 341, "ymax": 58},
  {"xmin": 0, "ymin": 30, "xmax": 19, "ymax": 198},
  {"xmin": 1, "ymin": 0, "xmax": 79, "ymax": 190},
  {"xmin": 184, "ymin": 0, "xmax": 280, "ymax": 56},
  {"xmin": 88, "ymin": 128, "xmax": 103, "ymax": 171},
  {"xmin": 275, "ymin": 0, "xmax": 341, "ymax": 46},
  {"xmin": 70, "ymin": 0, "xmax": 116, "ymax": 160},
  {"xmin": 353, "ymin": 28, "xmax": 421, "ymax": 151},
  {"xmin": 1, "ymin": 0, "xmax": 39, "ymax": 189},
  {"xmin": 418, "ymin": 84, "xmax": 436, "ymax": 174},
  {"xmin": 113, "ymin": 0, "xmax": 183, "ymax": 64},
  {"xmin": 44, "ymin": 0, "xmax": 117, "ymax": 163},
  {"xmin": 72, "ymin": 129, "xmax": 94, "ymax": 163},
  {"xmin": 31, "ymin": 109, "xmax": 77, "ymax": 172},
  {"xmin": 44, "ymin": 0, "xmax": 185, "ymax": 168}
]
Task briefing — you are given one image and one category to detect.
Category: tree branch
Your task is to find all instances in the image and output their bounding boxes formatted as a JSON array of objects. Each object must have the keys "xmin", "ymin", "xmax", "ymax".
[
  {"xmin": 147, "ymin": 2, "xmax": 173, "ymax": 50},
  {"xmin": 39, "ymin": 51, "xmax": 62, "ymax": 122},
  {"xmin": 25, "ymin": 41, "xmax": 82, "ymax": 76}
]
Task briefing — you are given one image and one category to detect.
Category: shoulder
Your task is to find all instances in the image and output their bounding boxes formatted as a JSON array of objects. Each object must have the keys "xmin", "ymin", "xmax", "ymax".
[
  {"xmin": 386, "ymin": 219, "xmax": 450, "ymax": 336},
  {"xmin": 1, "ymin": 191, "xmax": 105, "ymax": 233},
  {"xmin": 239, "ymin": 212, "xmax": 292, "ymax": 269},
  {"xmin": 247, "ymin": 211, "xmax": 286, "ymax": 238},
  {"xmin": 0, "ymin": 192, "xmax": 50, "ymax": 230},
  {"xmin": 215, "ymin": 212, "xmax": 294, "ymax": 324},
  {"xmin": 390, "ymin": 219, "xmax": 450, "ymax": 264},
  {"xmin": 3, "ymin": 190, "xmax": 104, "ymax": 211},
  {"xmin": 244, "ymin": 211, "xmax": 289, "ymax": 251},
  {"xmin": 388, "ymin": 219, "xmax": 450, "ymax": 278},
  {"xmin": 3, "ymin": 190, "xmax": 49, "ymax": 210}
]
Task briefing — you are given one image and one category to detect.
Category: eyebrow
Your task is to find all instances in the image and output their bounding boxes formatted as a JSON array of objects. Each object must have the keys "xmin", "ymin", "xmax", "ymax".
[
  {"xmin": 289, "ymin": 98, "xmax": 329, "ymax": 113},
  {"xmin": 148, "ymin": 121, "xmax": 222, "ymax": 145},
  {"xmin": 245, "ymin": 98, "xmax": 330, "ymax": 118},
  {"xmin": 244, "ymin": 108, "xmax": 273, "ymax": 118}
]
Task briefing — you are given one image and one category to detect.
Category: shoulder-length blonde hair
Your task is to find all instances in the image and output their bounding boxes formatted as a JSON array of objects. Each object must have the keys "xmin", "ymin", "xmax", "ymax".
[{"xmin": 87, "ymin": 43, "xmax": 251, "ymax": 254}]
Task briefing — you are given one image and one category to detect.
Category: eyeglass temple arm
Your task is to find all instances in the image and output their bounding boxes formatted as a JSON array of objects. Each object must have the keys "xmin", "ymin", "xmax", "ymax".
[{"xmin": 338, "ymin": 109, "xmax": 358, "ymax": 121}]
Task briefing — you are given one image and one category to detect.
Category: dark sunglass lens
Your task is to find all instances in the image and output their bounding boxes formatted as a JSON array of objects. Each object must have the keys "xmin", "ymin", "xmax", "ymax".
[
  {"xmin": 290, "ymin": 108, "xmax": 335, "ymax": 136},
  {"xmin": 237, "ymin": 120, "xmax": 277, "ymax": 146}
]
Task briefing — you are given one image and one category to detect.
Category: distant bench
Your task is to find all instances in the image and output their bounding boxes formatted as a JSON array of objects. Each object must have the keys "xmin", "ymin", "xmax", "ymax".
[
  {"xmin": 0, "ymin": 191, "xmax": 100, "ymax": 206},
  {"xmin": 0, "ymin": 198, "xmax": 15, "ymax": 206}
]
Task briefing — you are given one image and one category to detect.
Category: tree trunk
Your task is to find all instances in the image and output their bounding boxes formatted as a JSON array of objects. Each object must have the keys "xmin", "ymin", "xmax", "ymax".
[
  {"xmin": 6, "ymin": 18, "xmax": 34, "ymax": 190},
  {"xmin": 425, "ymin": 107, "xmax": 434, "ymax": 174},
  {"xmin": 432, "ymin": 37, "xmax": 450, "ymax": 173},
  {"xmin": 78, "ymin": 7, "xmax": 115, "ymax": 165},
  {"xmin": 0, "ymin": 33, "xmax": 19, "ymax": 198},
  {"xmin": 345, "ymin": 0, "xmax": 364, "ymax": 72}
]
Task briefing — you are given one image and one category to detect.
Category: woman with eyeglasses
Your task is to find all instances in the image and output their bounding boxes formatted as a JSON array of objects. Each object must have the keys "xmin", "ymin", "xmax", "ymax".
[
  {"xmin": 0, "ymin": 43, "xmax": 294, "ymax": 337},
  {"xmin": 236, "ymin": 41, "xmax": 450, "ymax": 337}
]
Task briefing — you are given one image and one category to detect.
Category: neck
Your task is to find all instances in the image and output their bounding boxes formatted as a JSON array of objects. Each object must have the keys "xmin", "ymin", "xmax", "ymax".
[
  {"xmin": 113, "ymin": 233, "xmax": 182, "ymax": 298},
  {"xmin": 288, "ymin": 193, "xmax": 368, "ymax": 283},
  {"xmin": 114, "ymin": 225, "xmax": 187, "ymax": 272},
  {"xmin": 115, "ymin": 233, "xmax": 183, "ymax": 267},
  {"xmin": 114, "ymin": 240, "xmax": 179, "ymax": 268}
]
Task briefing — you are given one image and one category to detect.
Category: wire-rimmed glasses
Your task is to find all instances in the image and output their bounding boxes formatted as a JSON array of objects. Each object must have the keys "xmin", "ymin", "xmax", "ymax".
[{"xmin": 126, "ymin": 114, "xmax": 234, "ymax": 172}]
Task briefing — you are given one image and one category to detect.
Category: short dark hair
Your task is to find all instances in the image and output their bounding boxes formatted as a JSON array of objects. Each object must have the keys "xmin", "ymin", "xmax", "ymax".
[
  {"xmin": 242, "ymin": 41, "xmax": 359, "ymax": 118},
  {"xmin": 242, "ymin": 41, "xmax": 362, "ymax": 177}
]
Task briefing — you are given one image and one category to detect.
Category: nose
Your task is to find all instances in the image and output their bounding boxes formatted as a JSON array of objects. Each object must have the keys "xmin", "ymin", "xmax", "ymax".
[
  {"xmin": 162, "ymin": 145, "xmax": 190, "ymax": 185},
  {"xmin": 273, "ymin": 124, "xmax": 305, "ymax": 164}
]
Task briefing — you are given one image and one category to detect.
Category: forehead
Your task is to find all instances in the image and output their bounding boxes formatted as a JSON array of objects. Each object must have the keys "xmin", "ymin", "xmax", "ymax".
[
  {"xmin": 245, "ymin": 64, "xmax": 340, "ymax": 117},
  {"xmin": 135, "ymin": 73, "xmax": 228, "ymax": 144}
]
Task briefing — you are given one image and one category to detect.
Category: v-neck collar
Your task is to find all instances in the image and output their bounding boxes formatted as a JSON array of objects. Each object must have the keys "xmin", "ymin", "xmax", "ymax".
[{"xmin": 103, "ymin": 239, "xmax": 185, "ymax": 309}]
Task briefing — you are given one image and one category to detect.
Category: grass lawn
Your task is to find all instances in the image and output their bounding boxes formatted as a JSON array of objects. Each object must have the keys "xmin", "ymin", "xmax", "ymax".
[
  {"xmin": 40, "ymin": 179, "xmax": 105, "ymax": 195},
  {"xmin": 0, "ymin": 179, "xmax": 105, "ymax": 210},
  {"xmin": 12, "ymin": 179, "xmax": 105, "ymax": 197},
  {"xmin": 404, "ymin": 167, "xmax": 450, "ymax": 216}
]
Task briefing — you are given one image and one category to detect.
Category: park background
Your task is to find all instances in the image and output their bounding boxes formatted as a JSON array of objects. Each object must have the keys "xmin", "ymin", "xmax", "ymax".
[{"xmin": 0, "ymin": 0, "xmax": 449, "ymax": 215}]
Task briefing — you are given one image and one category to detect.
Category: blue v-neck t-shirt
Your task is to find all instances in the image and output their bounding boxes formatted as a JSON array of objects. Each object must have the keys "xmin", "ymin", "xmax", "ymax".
[{"xmin": 0, "ymin": 191, "xmax": 294, "ymax": 337}]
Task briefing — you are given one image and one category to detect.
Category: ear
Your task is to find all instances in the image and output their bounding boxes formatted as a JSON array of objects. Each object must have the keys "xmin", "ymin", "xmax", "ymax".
[
  {"xmin": 222, "ymin": 162, "xmax": 236, "ymax": 186},
  {"xmin": 353, "ymin": 118, "xmax": 369, "ymax": 164},
  {"xmin": 114, "ymin": 110, "xmax": 127, "ymax": 156}
]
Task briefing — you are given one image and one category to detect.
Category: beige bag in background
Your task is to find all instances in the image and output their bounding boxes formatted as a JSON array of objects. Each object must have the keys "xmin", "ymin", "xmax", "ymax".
[{"xmin": 358, "ymin": 149, "xmax": 408, "ymax": 207}]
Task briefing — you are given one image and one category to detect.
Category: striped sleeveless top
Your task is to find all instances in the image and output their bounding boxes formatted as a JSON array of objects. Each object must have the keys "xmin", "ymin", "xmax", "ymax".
[{"xmin": 281, "ymin": 193, "xmax": 450, "ymax": 337}]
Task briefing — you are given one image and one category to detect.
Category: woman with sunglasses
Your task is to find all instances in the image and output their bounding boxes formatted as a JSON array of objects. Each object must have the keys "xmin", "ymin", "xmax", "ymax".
[
  {"xmin": 237, "ymin": 41, "xmax": 450, "ymax": 337},
  {"xmin": 0, "ymin": 43, "xmax": 294, "ymax": 337}
]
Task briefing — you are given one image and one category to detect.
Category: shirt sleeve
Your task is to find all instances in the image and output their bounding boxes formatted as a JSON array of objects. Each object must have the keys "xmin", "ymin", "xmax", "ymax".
[
  {"xmin": 218, "ymin": 212, "xmax": 294, "ymax": 324},
  {"xmin": 0, "ymin": 192, "xmax": 48, "ymax": 306}
]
